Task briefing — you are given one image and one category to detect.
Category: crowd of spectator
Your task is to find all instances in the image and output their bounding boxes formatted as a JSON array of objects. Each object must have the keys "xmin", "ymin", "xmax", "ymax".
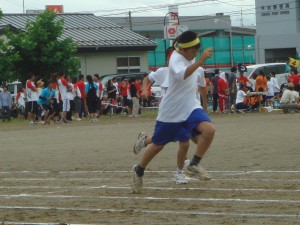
[
  {"xmin": 208, "ymin": 66, "xmax": 300, "ymax": 114},
  {"xmin": 0, "ymin": 72, "xmax": 156, "ymax": 124}
]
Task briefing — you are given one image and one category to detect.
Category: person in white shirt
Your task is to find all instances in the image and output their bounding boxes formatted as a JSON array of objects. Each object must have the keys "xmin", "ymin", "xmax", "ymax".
[
  {"xmin": 280, "ymin": 83, "xmax": 300, "ymax": 113},
  {"xmin": 57, "ymin": 72, "xmax": 71, "ymax": 123},
  {"xmin": 112, "ymin": 77, "xmax": 119, "ymax": 97},
  {"xmin": 270, "ymin": 72, "xmax": 281, "ymax": 104},
  {"xmin": 131, "ymin": 31, "xmax": 214, "ymax": 194},
  {"xmin": 25, "ymin": 72, "xmax": 38, "ymax": 124},
  {"xmin": 266, "ymin": 76, "xmax": 274, "ymax": 107}
]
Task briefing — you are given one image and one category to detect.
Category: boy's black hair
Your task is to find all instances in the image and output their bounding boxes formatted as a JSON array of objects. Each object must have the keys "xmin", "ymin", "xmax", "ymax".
[
  {"xmin": 231, "ymin": 67, "xmax": 237, "ymax": 73},
  {"xmin": 266, "ymin": 75, "xmax": 271, "ymax": 80},
  {"xmin": 94, "ymin": 74, "xmax": 100, "ymax": 79},
  {"xmin": 72, "ymin": 77, "xmax": 78, "ymax": 84},
  {"xmin": 27, "ymin": 72, "xmax": 35, "ymax": 79},
  {"xmin": 78, "ymin": 74, "xmax": 84, "ymax": 80},
  {"xmin": 214, "ymin": 69, "xmax": 220, "ymax": 75},
  {"xmin": 178, "ymin": 31, "xmax": 201, "ymax": 50},
  {"xmin": 290, "ymin": 68, "xmax": 298, "ymax": 74}
]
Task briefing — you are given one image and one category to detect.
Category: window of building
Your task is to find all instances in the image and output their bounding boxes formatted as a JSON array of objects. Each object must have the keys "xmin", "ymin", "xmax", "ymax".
[{"xmin": 116, "ymin": 57, "xmax": 141, "ymax": 74}]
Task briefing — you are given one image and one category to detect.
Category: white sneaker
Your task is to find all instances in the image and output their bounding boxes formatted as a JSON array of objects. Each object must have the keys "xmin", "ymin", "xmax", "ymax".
[
  {"xmin": 133, "ymin": 132, "xmax": 147, "ymax": 154},
  {"xmin": 185, "ymin": 164, "xmax": 211, "ymax": 180},
  {"xmin": 28, "ymin": 121, "xmax": 34, "ymax": 125},
  {"xmin": 131, "ymin": 166, "xmax": 143, "ymax": 194},
  {"xmin": 174, "ymin": 171, "xmax": 188, "ymax": 184}
]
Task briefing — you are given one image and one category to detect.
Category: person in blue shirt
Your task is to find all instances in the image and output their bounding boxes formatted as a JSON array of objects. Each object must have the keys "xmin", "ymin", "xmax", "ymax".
[
  {"xmin": 0, "ymin": 85, "xmax": 13, "ymax": 122},
  {"xmin": 38, "ymin": 80, "xmax": 56, "ymax": 125},
  {"xmin": 85, "ymin": 75, "xmax": 99, "ymax": 123}
]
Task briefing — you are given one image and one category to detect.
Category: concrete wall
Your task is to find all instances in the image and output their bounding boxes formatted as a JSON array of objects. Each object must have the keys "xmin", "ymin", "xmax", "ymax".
[
  {"xmin": 76, "ymin": 51, "xmax": 149, "ymax": 76},
  {"xmin": 255, "ymin": 0, "xmax": 300, "ymax": 63}
]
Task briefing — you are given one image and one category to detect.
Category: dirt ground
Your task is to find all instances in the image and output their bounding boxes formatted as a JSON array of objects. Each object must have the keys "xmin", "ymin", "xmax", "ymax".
[{"xmin": 0, "ymin": 112, "xmax": 299, "ymax": 225}]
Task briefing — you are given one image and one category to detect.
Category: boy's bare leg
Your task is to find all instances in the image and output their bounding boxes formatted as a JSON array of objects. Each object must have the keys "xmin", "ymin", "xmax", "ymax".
[
  {"xmin": 131, "ymin": 143, "xmax": 164, "ymax": 194},
  {"xmin": 185, "ymin": 122, "xmax": 215, "ymax": 180},
  {"xmin": 177, "ymin": 141, "xmax": 189, "ymax": 170}
]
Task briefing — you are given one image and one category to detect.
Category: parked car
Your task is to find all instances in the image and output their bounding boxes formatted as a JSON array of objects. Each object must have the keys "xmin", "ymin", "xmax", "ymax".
[
  {"xmin": 100, "ymin": 72, "xmax": 147, "ymax": 87},
  {"xmin": 242, "ymin": 63, "xmax": 288, "ymax": 92},
  {"xmin": 150, "ymin": 69, "xmax": 215, "ymax": 103}
]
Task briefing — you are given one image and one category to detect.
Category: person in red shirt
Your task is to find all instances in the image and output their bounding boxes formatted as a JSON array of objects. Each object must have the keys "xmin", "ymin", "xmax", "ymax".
[
  {"xmin": 288, "ymin": 68, "xmax": 300, "ymax": 92},
  {"xmin": 76, "ymin": 74, "xmax": 86, "ymax": 118},
  {"xmin": 237, "ymin": 71, "xmax": 251, "ymax": 91},
  {"xmin": 218, "ymin": 72, "xmax": 229, "ymax": 114},
  {"xmin": 119, "ymin": 77, "xmax": 132, "ymax": 115}
]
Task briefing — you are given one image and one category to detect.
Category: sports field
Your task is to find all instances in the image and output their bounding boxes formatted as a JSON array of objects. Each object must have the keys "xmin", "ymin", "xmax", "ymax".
[{"xmin": 0, "ymin": 112, "xmax": 299, "ymax": 224}]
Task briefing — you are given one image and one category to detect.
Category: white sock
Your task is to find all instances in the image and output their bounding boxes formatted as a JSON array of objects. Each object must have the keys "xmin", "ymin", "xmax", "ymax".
[{"xmin": 176, "ymin": 167, "xmax": 183, "ymax": 174}]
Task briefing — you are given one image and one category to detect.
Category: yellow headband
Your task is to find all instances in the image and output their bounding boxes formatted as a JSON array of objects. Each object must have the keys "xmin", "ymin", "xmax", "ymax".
[{"xmin": 178, "ymin": 38, "xmax": 200, "ymax": 49}]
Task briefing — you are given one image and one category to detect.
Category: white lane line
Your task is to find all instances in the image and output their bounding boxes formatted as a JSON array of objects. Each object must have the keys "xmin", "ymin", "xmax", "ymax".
[
  {"xmin": 0, "ymin": 194, "xmax": 300, "ymax": 204},
  {"xmin": 0, "ymin": 170, "xmax": 300, "ymax": 174},
  {"xmin": 2, "ymin": 177, "xmax": 300, "ymax": 183},
  {"xmin": 0, "ymin": 185, "xmax": 299, "ymax": 193},
  {"xmin": 0, "ymin": 206, "xmax": 299, "ymax": 219}
]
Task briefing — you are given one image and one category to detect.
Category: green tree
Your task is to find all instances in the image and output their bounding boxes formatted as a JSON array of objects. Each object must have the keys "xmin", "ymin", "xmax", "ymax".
[
  {"xmin": 0, "ymin": 9, "xmax": 21, "ymax": 84},
  {"xmin": 3, "ymin": 10, "xmax": 79, "ymax": 82}
]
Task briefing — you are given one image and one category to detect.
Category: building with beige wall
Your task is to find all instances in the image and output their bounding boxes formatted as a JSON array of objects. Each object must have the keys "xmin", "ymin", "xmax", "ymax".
[{"xmin": 1, "ymin": 13, "xmax": 157, "ymax": 77}]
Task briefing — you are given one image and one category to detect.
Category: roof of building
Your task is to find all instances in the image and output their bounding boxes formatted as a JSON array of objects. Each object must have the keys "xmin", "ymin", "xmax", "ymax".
[
  {"xmin": 0, "ymin": 13, "xmax": 157, "ymax": 51},
  {"xmin": 105, "ymin": 16, "xmax": 256, "ymax": 36}
]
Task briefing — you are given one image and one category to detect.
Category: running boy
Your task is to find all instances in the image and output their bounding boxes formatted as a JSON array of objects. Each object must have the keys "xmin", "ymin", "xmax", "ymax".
[{"xmin": 131, "ymin": 31, "xmax": 215, "ymax": 194}]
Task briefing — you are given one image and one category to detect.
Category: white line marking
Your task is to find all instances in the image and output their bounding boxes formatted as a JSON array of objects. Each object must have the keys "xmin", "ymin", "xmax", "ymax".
[
  {"xmin": 0, "ymin": 185, "xmax": 299, "ymax": 193},
  {"xmin": 0, "ymin": 194, "xmax": 299, "ymax": 204},
  {"xmin": 0, "ymin": 170, "xmax": 300, "ymax": 174},
  {"xmin": 2, "ymin": 177, "xmax": 300, "ymax": 183},
  {"xmin": 0, "ymin": 207, "xmax": 299, "ymax": 219}
]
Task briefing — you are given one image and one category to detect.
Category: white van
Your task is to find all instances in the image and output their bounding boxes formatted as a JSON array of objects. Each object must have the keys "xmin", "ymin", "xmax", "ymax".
[{"xmin": 243, "ymin": 63, "xmax": 289, "ymax": 92}]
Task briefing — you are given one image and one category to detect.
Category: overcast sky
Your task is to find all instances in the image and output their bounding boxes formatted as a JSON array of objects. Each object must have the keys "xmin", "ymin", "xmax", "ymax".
[{"xmin": 1, "ymin": 0, "xmax": 256, "ymax": 26}]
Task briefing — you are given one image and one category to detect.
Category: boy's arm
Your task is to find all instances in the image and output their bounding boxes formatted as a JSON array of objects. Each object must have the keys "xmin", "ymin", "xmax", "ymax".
[
  {"xmin": 27, "ymin": 81, "xmax": 37, "ymax": 92},
  {"xmin": 141, "ymin": 76, "xmax": 151, "ymax": 99},
  {"xmin": 199, "ymin": 86, "xmax": 207, "ymax": 111},
  {"xmin": 184, "ymin": 48, "xmax": 213, "ymax": 80}
]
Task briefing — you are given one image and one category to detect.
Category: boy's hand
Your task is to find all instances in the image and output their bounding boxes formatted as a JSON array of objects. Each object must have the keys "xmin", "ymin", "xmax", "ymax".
[{"xmin": 199, "ymin": 48, "xmax": 213, "ymax": 61}]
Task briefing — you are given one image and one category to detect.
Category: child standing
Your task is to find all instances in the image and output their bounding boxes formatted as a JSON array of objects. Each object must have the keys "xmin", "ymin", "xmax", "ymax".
[
  {"xmin": 0, "ymin": 85, "xmax": 13, "ymax": 122},
  {"xmin": 266, "ymin": 76, "xmax": 274, "ymax": 107}
]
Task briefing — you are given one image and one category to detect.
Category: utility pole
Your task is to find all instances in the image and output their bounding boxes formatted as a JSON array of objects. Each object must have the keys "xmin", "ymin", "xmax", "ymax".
[
  {"xmin": 240, "ymin": 7, "xmax": 244, "ymax": 27},
  {"xmin": 129, "ymin": 11, "xmax": 132, "ymax": 31},
  {"xmin": 23, "ymin": 0, "xmax": 25, "ymax": 13}
]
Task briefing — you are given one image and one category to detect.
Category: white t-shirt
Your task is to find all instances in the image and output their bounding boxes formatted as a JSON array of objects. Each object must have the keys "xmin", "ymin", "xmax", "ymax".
[
  {"xmin": 157, "ymin": 51, "xmax": 203, "ymax": 122},
  {"xmin": 195, "ymin": 70, "xmax": 206, "ymax": 104},
  {"xmin": 236, "ymin": 90, "xmax": 246, "ymax": 104},
  {"xmin": 266, "ymin": 81, "xmax": 274, "ymax": 96},
  {"xmin": 280, "ymin": 89, "xmax": 295, "ymax": 104},
  {"xmin": 149, "ymin": 67, "xmax": 169, "ymax": 96},
  {"xmin": 113, "ymin": 82, "xmax": 119, "ymax": 95},
  {"xmin": 26, "ymin": 80, "xmax": 38, "ymax": 101},
  {"xmin": 292, "ymin": 90, "xmax": 299, "ymax": 100},
  {"xmin": 67, "ymin": 83, "xmax": 74, "ymax": 100},
  {"xmin": 271, "ymin": 77, "xmax": 280, "ymax": 92},
  {"xmin": 18, "ymin": 93, "xmax": 26, "ymax": 107},
  {"xmin": 149, "ymin": 67, "xmax": 169, "ymax": 88},
  {"xmin": 58, "ymin": 78, "xmax": 69, "ymax": 100}
]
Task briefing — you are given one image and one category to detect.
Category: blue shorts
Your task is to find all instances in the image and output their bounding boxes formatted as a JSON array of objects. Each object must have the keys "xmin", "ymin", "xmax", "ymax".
[
  {"xmin": 266, "ymin": 96, "xmax": 274, "ymax": 100},
  {"xmin": 152, "ymin": 108, "xmax": 212, "ymax": 145}
]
